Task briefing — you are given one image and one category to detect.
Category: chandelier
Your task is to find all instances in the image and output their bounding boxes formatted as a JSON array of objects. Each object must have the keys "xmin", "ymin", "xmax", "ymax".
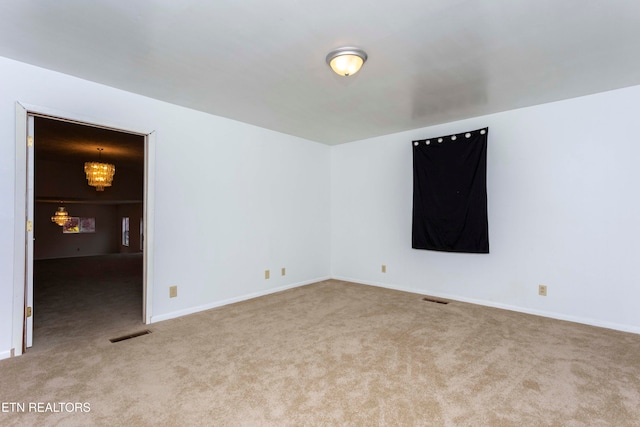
[
  {"xmin": 50, "ymin": 205, "xmax": 71, "ymax": 226},
  {"xmin": 84, "ymin": 148, "xmax": 115, "ymax": 191}
]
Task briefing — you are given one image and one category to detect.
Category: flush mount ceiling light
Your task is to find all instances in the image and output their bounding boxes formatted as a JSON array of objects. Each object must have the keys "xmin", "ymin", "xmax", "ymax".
[
  {"xmin": 326, "ymin": 47, "xmax": 368, "ymax": 77},
  {"xmin": 84, "ymin": 148, "xmax": 115, "ymax": 191}
]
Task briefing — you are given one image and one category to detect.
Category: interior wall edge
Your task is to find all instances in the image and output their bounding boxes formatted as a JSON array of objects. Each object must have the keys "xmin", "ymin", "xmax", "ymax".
[
  {"xmin": 331, "ymin": 276, "xmax": 640, "ymax": 335},
  {"xmin": 150, "ymin": 275, "xmax": 332, "ymax": 324}
]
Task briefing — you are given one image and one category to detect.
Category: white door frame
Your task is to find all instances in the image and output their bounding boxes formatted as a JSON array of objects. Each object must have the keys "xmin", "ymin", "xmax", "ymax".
[{"xmin": 12, "ymin": 102, "xmax": 155, "ymax": 355}]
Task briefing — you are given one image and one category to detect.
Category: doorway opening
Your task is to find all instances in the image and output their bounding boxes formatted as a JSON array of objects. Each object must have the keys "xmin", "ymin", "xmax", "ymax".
[
  {"xmin": 12, "ymin": 102, "xmax": 155, "ymax": 355},
  {"xmin": 33, "ymin": 117, "xmax": 145, "ymax": 352}
]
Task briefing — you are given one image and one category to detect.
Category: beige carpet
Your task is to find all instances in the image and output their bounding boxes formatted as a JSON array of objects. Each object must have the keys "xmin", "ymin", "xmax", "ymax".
[{"xmin": 1, "ymin": 279, "xmax": 640, "ymax": 426}]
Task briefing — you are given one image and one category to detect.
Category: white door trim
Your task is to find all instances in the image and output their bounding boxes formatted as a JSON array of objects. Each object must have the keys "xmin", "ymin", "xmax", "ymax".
[
  {"xmin": 12, "ymin": 103, "xmax": 27, "ymax": 355},
  {"xmin": 12, "ymin": 102, "xmax": 155, "ymax": 355}
]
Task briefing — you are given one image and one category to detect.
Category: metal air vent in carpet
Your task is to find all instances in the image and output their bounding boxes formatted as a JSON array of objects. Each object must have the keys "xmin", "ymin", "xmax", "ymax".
[
  {"xmin": 422, "ymin": 297, "xmax": 449, "ymax": 305},
  {"xmin": 109, "ymin": 330, "xmax": 151, "ymax": 343}
]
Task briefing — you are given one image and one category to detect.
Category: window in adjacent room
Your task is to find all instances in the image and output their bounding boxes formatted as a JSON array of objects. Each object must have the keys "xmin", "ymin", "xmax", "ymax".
[{"xmin": 122, "ymin": 217, "xmax": 130, "ymax": 247}]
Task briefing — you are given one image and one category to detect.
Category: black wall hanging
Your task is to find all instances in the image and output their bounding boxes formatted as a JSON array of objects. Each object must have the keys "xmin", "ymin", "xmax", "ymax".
[{"xmin": 412, "ymin": 128, "xmax": 489, "ymax": 253}]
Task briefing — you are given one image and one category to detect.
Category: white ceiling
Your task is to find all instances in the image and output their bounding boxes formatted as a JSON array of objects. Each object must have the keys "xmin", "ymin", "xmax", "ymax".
[{"xmin": 1, "ymin": 1, "xmax": 640, "ymax": 145}]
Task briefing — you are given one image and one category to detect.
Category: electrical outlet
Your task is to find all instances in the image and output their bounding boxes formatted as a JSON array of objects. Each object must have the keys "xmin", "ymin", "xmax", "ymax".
[
  {"xmin": 281, "ymin": 267, "xmax": 286, "ymax": 276},
  {"xmin": 381, "ymin": 264, "xmax": 387, "ymax": 273},
  {"xmin": 265, "ymin": 270, "xmax": 270, "ymax": 279},
  {"xmin": 538, "ymin": 285, "xmax": 547, "ymax": 296},
  {"xmin": 169, "ymin": 286, "xmax": 177, "ymax": 298}
]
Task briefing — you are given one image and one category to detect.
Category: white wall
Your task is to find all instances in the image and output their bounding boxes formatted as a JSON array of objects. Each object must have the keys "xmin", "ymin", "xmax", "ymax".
[
  {"xmin": 0, "ymin": 57, "xmax": 331, "ymax": 358},
  {"xmin": 331, "ymin": 85, "xmax": 640, "ymax": 333}
]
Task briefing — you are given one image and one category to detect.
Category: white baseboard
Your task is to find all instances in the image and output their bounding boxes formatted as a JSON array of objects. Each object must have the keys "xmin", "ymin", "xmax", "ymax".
[
  {"xmin": 332, "ymin": 276, "xmax": 640, "ymax": 335},
  {"xmin": 0, "ymin": 349, "xmax": 13, "ymax": 360},
  {"xmin": 150, "ymin": 276, "xmax": 331, "ymax": 324}
]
